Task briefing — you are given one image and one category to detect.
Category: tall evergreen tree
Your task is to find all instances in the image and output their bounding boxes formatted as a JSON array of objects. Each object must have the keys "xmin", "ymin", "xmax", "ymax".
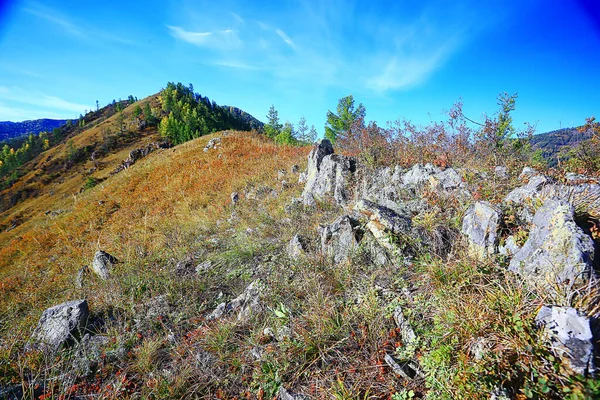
[
  {"xmin": 325, "ymin": 95, "xmax": 366, "ymax": 144},
  {"xmin": 264, "ymin": 105, "xmax": 282, "ymax": 138}
]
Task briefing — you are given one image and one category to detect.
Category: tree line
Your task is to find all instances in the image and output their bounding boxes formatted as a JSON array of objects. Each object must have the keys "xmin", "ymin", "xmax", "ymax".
[{"xmin": 157, "ymin": 82, "xmax": 258, "ymax": 145}]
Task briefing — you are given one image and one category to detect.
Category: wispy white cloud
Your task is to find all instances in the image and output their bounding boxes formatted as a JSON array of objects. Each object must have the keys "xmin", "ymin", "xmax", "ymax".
[
  {"xmin": 275, "ymin": 29, "xmax": 296, "ymax": 50},
  {"xmin": 366, "ymin": 41, "xmax": 457, "ymax": 91},
  {"xmin": 214, "ymin": 60, "xmax": 259, "ymax": 70},
  {"xmin": 23, "ymin": 4, "xmax": 86, "ymax": 39},
  {"xmin": 168, "ymin": 1, "xmax": 501, "ymax": 93},
  {"xmin": 22, "ymin": 1, "xmax": 134, "ymax": 45},
  {"xmin": 257, "ymin": 21, "xmax": 270, "ymax": 30},
  {"xmin": 0, "ymin": 86, "xmax": 91, "ymax": 116},
  {"xmin": 231, "ymin": 12, "xmax": 244, "ymax": 24},
  {"xmin": 167, "ymin": 25, "xmax": 242, "ymax": 50}
]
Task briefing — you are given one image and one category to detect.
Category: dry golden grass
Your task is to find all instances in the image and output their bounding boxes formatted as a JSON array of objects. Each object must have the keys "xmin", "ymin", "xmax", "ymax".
[{"xmin": 0, "ymin": 130, "xmax": 309, "ymax": 342}]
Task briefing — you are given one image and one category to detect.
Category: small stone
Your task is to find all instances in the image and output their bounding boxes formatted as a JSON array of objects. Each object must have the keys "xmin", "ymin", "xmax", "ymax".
[
  {"xmin": 207, "ymin": 280, "xmax": 262, "ymax": 321},
  {"xmin": 91, "ymin": 250, "xmax": 117, "ymax": 280},
  {"xmin": 393, "ymin": 306, "xmax": 417, "ymax": 348}
]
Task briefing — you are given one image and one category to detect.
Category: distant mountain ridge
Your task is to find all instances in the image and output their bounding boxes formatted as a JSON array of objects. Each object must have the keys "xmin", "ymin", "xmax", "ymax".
[
  {"xmin": 0, "ymin": 118, "xmax": 68, "ymax": 141},
  {"xmin": 529, "ymin": 126, "xmax": 593, "ymax": 165}
]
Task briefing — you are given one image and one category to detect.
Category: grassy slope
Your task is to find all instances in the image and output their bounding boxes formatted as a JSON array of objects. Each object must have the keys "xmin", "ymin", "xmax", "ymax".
[{"xmin": 1, "ymin": 112, "xmax": 598, "ymax": 398}]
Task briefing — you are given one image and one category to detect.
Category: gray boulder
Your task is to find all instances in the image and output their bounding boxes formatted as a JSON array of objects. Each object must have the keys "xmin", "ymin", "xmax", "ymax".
[
  {"xmin": 355, "ymin": 199, "xmax": 411, "ymax": 235},
  {"xmin": 207, "ymin": 280, "xmax": 262, "ymax": 321},
  {"xmin": 402, "ymin": 163, "xmax": 441, "ymax": 187},
  {"xmin": 91, "ymin": 250, "xmax": 117, "ymax": 280},
  {"xmin": 494, "ymin": 166, "xmax": 509, "ymax": 179},
  {"xmin": 319, "ymin": 215, "xmax": 362, "ymax": 264},
  {"xmin": 535, "ymin": 306, "xmax": 596, "ymax": 375},
  {"xmin": 429, "ymin": 167, "xmax": 463, "ymax": 190},
  {"xmin": 519, "ymin": 166, "xmax": 538, "ymax": 180},
  {"xmin": 508, "ymin": 199, "xmax": 595, "ymax": 295},
  {"xmin": 462, "ymin": 201, "xmax": 502, "ymax": 260},
  {"xmin": 27, "ymin": 299, "xmax": 89, "ymax": 352},
  {"xmin": 504, "ymin": 174, "xmax": 549, "ymax": 205},
  {"xmin": 288, "ymin": 234, "xmax": 308, "ymax": 261},
  {"xmin": 355, "ymin": 199, "xmax": 412, "ymax": 253}
]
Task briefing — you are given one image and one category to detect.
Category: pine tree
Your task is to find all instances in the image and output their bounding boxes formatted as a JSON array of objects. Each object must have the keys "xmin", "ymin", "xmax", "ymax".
[
  {"xmin": 325, "ymin": 95, "xmax": 365, "ymax": 144},
  {"xmin": 265, "ymin": 105, "xmax": 282, "ymax": 138},
  {"xmin": 308, "ymin": 125, "xmax": 318, "ymax": 143},
  {"xmin": 297, "ymin": 116, "xmax": 309, "ymax": 143}
]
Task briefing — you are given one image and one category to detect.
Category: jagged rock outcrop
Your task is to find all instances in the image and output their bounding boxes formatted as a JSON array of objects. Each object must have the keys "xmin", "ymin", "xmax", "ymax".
[
  {"xmin": 319, "ymin": 215, "xmax": 362, "ymax": 264},
  {"xmin": 538, "ymin": 183, "xmax": 600, "ymax": 219},
  {"xmin": 27, "ymin": 299, "xmax": 89, "ymax": 353},
  {"xmin": 504, "ymin": 174, "xmax": 549, "ymax": 205},
  {"xmin": 91, "ymin": 250, "xmax": 117, "ymax": 280},
  {"xmin": 508, "ymin": 199, "xmax": 595, "ymax": 296},
  {"xmin": 301, "ymin": 139, "xmax": 356, "ymax": 206},
  {"xmin": 207, "ymin": 280, "xmax": 262, "ymax": 321},
  {"xmin": 535, "ymin": 306, "xmax": 597, "ymax": 375},
  {"xmin": 462, "ymin": 201, "xmax": 502, "ymax": 260},
  {"xmin": 112, "ymin": 142, "xmax": 169, "ymax": 174}
]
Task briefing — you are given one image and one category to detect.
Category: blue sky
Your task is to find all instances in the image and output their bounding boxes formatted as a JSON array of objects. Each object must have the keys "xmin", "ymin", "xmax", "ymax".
[{"xmin": 0, "ymin": 0, "xmax": 598, "ymax": 134}]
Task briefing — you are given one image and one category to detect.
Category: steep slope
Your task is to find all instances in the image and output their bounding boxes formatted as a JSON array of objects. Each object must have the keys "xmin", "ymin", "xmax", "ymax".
[{"xmin": 0, "ymin": 118, "xmax": 68, "ymax": 141}]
